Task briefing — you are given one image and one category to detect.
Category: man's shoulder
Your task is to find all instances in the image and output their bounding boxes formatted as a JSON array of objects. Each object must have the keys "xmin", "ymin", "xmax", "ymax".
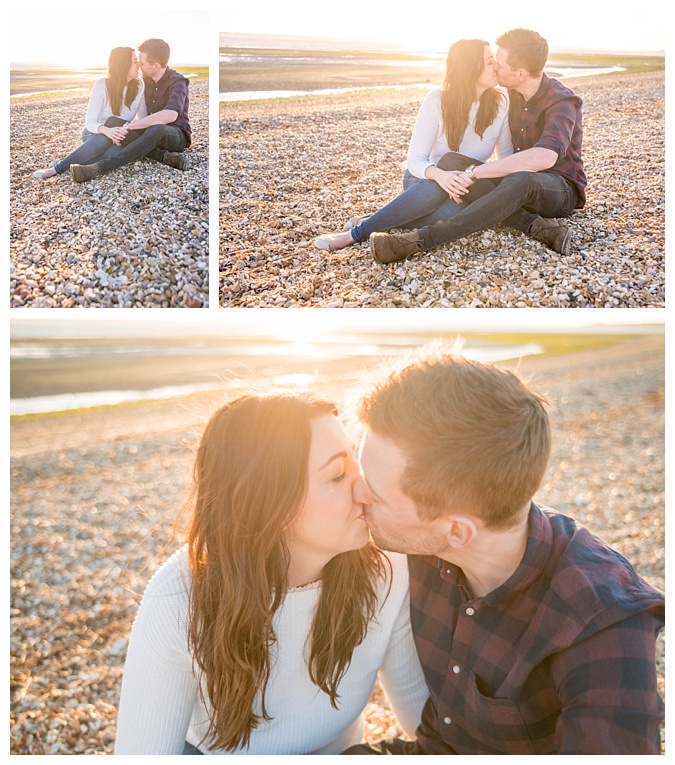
[
  {"xmin": 541, "ymin": 75, "xmax": 582, "ymax": 107},
  {"xmin": 541, "ymin": 506, "xmax": 664, "ymax": 624},
  {"xmin": 166, "ymin": 67, "xmax": 189, "ymax": 84}
]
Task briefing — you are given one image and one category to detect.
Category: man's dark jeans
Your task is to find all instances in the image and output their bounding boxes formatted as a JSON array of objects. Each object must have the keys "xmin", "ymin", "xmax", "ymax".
[
  {"xmin": 96, "ymin": 117, "xmax": 188, "ymax": 174},
  {"xmin": 419, "ymin": 152, "xmax": 578, "ymax": 250}
]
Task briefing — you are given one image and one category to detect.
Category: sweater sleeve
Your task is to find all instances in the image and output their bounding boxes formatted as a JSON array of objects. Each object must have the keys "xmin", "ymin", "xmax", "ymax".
[
  {"xmin": 376, "ymin": 556, "xmax": 429, "ymax": 738},
  {"xmin": 406, "ymin": 89, "xmax": 443, "ymax": 179},
  {"xmin": 84, "ymin": 79, "xmax": 108, "ymax": 134},
  {"xmin": 114, "ymin": 555, "xmax": 199, "ymax": 754}
]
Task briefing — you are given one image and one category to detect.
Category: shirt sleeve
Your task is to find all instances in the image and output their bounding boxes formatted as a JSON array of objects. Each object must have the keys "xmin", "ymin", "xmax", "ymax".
[
  {"xmin": 84, "ymin": 79, "xmax": 108, "ymax": 134},
  {"xmin": 406, "ymin": 89, "xmax": 443, "ymax": 179},
  {"xmin": 551, "ymin": 611, "xmax": 664, "ymax": 754},
  {"xmin": 534, "ymin": 96, "xmax": 581, "ymax": 158},
  {"xmin": 163, "ymin": 77, "xmax": 189, "ymax": 115},
  {"xmin": 114, "ymin": 565, "xmax": 199, "ymax": 754},
  {"xmin": 377, "ymin": 558, "xmax": 429, "ymax": 738}
]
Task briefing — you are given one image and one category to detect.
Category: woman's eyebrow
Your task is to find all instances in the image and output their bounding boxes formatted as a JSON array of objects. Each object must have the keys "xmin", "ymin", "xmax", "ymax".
[{"xmin": 319, "ymin": 451, "xmax": 348, "ymax": 470}]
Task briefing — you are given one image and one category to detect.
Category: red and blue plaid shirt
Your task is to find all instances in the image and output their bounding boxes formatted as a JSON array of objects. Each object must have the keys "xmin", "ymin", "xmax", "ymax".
[
  {"xmin": 508, "ymin": 74, "xmax": 587, "ymax": 208},
  {"xmin": 407, "ymin": 503, "xmax": 664, "ymax": 754},
  {"xmin": 144, "ymin": 67, "xmax": 191, "ymax": 146}
]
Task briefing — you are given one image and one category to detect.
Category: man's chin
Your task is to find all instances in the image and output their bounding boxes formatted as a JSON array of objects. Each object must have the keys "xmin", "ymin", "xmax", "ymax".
[{"xmin": 368, "ymin": 530, "xmax": 404, "ymax": 554}]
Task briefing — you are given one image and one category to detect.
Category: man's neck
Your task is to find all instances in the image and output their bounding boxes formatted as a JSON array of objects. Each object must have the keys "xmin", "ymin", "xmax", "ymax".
[
  {"xmin": 151, "ymin": 66, "xmax": 168, "ymax": 83},
  {"xmin": 514, "ymin": 74, "xmax": 544, "ymax": 102},
  {"xmin": 439, "ymin": 513, "xmax": 530, "ymax": 598}
]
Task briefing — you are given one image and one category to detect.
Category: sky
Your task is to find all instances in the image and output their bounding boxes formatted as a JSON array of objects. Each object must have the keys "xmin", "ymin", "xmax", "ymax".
[
  {"xmin": 220, "ymin": 0, "xmax": 666, "ymax": 54},
  {"xmin": 9, "ymin": 7, "xmax": 210, "ymax": 67}
]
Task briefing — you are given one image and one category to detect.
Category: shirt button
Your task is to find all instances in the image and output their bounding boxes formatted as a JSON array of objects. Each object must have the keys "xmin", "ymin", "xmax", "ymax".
[
  {"xmin": 452, "ymin": 665, "xmax": 460, "ymax": 674},
  {"xmin": 466, "ymin": 607, "xmax": 475, "ymax": 616},
  {"xmin": 443, "ymin": 717, "xmax": 452, "ymax": 725}
]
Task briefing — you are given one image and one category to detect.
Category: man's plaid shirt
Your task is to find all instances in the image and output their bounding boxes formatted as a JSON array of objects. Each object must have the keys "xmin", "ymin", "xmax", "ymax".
[
  {"xmin": 407, "ymin": 503, "xmax": 664, "ymax": 754},
  {"xmin": 508, "ymin": 74, "xmax": 587, "ymax": 207}
]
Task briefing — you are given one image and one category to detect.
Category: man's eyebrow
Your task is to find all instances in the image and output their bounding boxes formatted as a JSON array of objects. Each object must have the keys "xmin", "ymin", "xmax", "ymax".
[{"xmin": 319, "ymin": 451, "xmax": 348, "ymax": 470}]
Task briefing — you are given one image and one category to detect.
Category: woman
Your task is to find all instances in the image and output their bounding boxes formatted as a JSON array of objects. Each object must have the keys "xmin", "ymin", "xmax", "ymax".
[
  {"xmin": 33, "ymin": 47, "xmax": 145, "ymax": 180},
  {"xmin": 114, "ymin": 391, "xmax": 427, "ymax": 754},
  {"xmin": 315, "ymin": 39, "xmax": 513, "ymax": 251}
]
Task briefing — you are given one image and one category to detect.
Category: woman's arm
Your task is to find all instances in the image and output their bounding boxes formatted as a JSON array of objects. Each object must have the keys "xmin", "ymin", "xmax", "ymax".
[
  {"xmin": 406, "ymin": 89, "xmax": 444, "ymax": 179},
  {"xmin": 84, "ymin": 79, "xmax": 109, "ymax": 135},
  {"xmin": 114, "ymin": 555, "xmax": 199, "ymax": 754}
]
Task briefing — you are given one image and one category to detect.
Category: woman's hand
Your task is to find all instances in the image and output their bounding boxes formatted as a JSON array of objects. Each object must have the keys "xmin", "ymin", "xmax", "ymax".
[
  {"xmin": 425, "ymin": 166, "xmax": 474, "ymax": 203},
  {"xmin": 99, "ymin": 124, "xmax": 129, "ymax": 145}
]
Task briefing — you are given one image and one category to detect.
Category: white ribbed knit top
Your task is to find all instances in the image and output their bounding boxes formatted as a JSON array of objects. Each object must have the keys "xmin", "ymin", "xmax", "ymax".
[
  {"xmin": 114, "ymin": 548, "xmax": 428, "ymax": 754},
  {"xmin": 406, "ymin": 86, "xmax": 513, "ymax": 178}
]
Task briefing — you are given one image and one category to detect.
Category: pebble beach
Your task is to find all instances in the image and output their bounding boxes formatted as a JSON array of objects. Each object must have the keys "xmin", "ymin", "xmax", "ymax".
[
  {"xmin": 9, "ymin": 78, "xmax": 209, "ymax": 308},
  {"xmin": 9, "ymin": 335, "xmax": 665, "ymax": 754},
  {"xmin": 219, "ymin": 71, "xmax": 664, "ymax": 307}
]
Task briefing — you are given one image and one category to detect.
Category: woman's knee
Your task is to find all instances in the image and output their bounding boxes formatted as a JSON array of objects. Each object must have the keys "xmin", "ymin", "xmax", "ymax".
[{"xmin": 437, "ymin": 152, "xmax": 480, "ymax": 171}]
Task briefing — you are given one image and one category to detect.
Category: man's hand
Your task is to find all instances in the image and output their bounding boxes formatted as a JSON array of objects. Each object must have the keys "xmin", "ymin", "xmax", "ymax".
[
  {"xmin": 426, "ymin": 166, "xmax": 474, "ymax": 203},
  {"xmin": 99, "ymin": 124, "xmax": 129, "ymax": 145}
]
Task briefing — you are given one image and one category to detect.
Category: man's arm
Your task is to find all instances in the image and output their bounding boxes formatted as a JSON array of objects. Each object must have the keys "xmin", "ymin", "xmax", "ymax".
[
  {"xmin": 127, "ymin": 108, "xmax": 179, "ymax": 131},
  {"xmin": 470, "ymin": 147, "xmax": 558, "ymax": 179},
  {"xmin": 550, "ymin": 611, "xmax": 664, "ymax": 754}
]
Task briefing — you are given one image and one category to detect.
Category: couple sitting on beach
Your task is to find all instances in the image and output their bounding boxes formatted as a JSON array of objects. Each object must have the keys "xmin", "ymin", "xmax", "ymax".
[
  {"xmin": 113, "ymin": 348, "xmax": 664, "ymax": 755},
  {"xmin": 316, "ymin": 27, "xmax": 585, "ymax": 261},
  {"xmin": 34, "ymin": 39, "xmax": 191, "ymax": 184}
]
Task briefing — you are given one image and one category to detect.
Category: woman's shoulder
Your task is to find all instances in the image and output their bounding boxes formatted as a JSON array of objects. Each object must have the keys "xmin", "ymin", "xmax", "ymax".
[
  {"xmin": 380, "ymin": 551, "xmax": 410, "ymax": 593},
  {"xmin": 495, "ymin": 85, "xmax": 510, "ymax": 105},
  {"xmin": 142, "ymin": 546, "xmax": 191, "ymax": 600},
  {"xmin": 90, "ymin": 78, "xmax": 108, "ymax": 95},
  {"xmin": 422, "ymin": 86, "xmax": 442, "ymax": 105}
]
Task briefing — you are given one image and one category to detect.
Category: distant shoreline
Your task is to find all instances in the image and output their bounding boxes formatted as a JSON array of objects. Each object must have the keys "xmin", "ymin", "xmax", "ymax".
[
  {"xmin": 219, "ymin": 47, "xmax": 663, "ymax": 98},
  {"xmin": 9, "ymin": 67, "xmax": 208, "ymax": 98}
]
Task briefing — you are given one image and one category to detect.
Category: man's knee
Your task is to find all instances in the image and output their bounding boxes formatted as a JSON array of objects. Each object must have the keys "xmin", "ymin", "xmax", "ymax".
[{"xmin": 501, "ymin": 171, "xmax": 540, "ymax": 192}]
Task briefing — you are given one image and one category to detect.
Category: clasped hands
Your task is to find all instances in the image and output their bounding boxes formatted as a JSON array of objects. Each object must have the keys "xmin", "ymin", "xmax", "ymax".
[
  {"xmin": 436, "ymin": 168, "xmax": 474, "ymax": 204},
  {"xmin": 100, "ymin": 124, "xmax": 129, "ymax": 145}
]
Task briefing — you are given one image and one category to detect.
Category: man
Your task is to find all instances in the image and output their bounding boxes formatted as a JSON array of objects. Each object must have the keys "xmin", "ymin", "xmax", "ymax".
[
  {"xmin": 370, "ymin": 28, "xmax": 586, "ymax": 263},
  {"xmin": 71, "ymin": 39, "xmax": 191, "ymax": 182},
  {"xmin": 347, "ymin": 348, "xmax": 664, "ymax": 755}
]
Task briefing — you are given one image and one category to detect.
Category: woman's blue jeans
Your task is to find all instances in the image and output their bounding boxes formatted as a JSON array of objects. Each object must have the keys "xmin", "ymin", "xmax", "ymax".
[
  {"xmin": 350, "ymin": 167, "xmax": 466, "ymax": 243},
  {"xmin": 54, "ymin": 129, "xmax": 121, "ymax": 174}
]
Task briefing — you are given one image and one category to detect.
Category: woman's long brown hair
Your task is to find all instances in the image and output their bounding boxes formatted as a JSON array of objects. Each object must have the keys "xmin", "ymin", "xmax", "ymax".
[
  {"xmin": 186, "ymin": 391, "xmax": 388, "ymax": 751},
  {"xmin": 441, "ymin": 39, "xmax": 503, "ymax": 152},
  {"xmin": 105, "ymin": 47, "xmax": 140, "ymax": 116}
]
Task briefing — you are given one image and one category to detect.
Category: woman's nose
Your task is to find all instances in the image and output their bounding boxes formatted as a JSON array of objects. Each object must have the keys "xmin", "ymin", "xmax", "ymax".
[{"xmin": 352, "ymin": 474, "xmax": 372, "ymax": 506}]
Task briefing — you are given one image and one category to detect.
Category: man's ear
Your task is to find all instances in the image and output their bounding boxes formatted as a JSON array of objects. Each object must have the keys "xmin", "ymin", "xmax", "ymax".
[{"xmin": 445, "ymin": 515, "xmax": 478, "ymax": 549}]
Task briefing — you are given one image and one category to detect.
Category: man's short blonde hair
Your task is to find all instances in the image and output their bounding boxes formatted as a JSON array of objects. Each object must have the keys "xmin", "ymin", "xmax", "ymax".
[
  {"xmin": 496, "ymin": 28, "xmax": 549, "ymax": 77},
  {"xmin": 358, "ymin": 346, "xmax": 551, "ymax": 529}
]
